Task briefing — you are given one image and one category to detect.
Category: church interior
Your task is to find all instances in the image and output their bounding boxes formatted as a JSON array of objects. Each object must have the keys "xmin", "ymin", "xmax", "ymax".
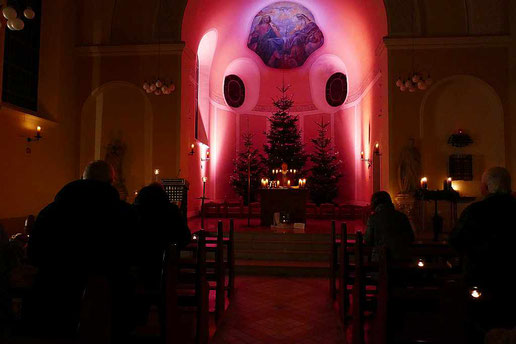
[{"xmin": 1, "ymin": 0, "xmax": 516, "ymax": 343}]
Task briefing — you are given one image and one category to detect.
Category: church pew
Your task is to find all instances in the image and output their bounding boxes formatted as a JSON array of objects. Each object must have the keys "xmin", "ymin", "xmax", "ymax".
[
  {"xmin": 177, "ymin": 230, "xmax": 210, "ymax": 344},
  {"xmin": 183, "ymin": 220, "xmax": 235, "ymax": 325}
]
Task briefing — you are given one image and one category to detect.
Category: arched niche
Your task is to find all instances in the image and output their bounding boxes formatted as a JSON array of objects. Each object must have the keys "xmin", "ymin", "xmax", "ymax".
[
  {"xmin": 80, "ymin": 82, "xmax": 154, "ymax": 197},
  {"xmin": 420, "ymin": 75, "xmax": 505, "ymax": 196},
  {"xmin": 196, "ymin": 29, "xmax": 218, "ymax": 144},
  {"xmin": 222, "ymin": 57, "xmax": 260, "ymax": 114},
  {"xmin": 309, "ymin": 54, "xmax": 348, "ymax": 114}
]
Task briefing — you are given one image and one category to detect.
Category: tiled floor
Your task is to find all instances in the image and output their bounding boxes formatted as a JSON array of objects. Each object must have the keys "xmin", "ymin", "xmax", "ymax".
[{"xmin": 211, "ymin": 276, "xmax": 346, "ymax": 344}]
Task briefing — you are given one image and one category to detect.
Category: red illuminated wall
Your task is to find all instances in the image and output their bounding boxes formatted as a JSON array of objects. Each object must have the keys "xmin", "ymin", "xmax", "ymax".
[{"xmin": 181, "ymin": 0, "xmax": 387, "ymax": 207}]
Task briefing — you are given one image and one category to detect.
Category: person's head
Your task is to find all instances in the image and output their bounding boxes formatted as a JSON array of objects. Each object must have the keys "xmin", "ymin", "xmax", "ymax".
[
  {"xmin": 481, "ymin": 167, "xmax": 512, "ymax": 196},
  {"xmin": 261, "ymin": 15, "xmax": 271, "ymax": 24},
  {"xmin": 370, "ymin": 191, "xmax": 393, "ymax": 211},
  {"xmin": 134, "ymin": 183, "xmax": 169, "ymax": 208},
  {"xmin": 82, "ymin": 160, "xmax": 115, "ymax": 184}
]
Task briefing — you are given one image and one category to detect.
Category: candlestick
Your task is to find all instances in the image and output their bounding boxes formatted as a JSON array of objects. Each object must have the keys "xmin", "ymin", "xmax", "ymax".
[
  {"xmin": 374, "ymin": 143, "xmax": 380, "ymax": 154},
  {"xmin": 447, "ymin": 177, "xmax": 452, "ymax": 190}
]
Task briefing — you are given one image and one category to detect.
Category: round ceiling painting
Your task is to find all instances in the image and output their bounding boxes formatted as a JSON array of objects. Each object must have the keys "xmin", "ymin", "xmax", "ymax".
[{"xmin": 247, "ymin": 2, "xmax": 324, "ymax": 69}]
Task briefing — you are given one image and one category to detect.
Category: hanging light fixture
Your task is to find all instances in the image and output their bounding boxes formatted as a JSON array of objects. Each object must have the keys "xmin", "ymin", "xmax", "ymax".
[
  {"xmin": 394, "ymin": 3, "xmax": 432, "ymax": 93},
  {"xmin": 142, "ymin": 0, "xmax": 175, "ymax": 96},
  {"xmin": 1, "ymin": 3, "xmax": 35, "ymax": 31}
]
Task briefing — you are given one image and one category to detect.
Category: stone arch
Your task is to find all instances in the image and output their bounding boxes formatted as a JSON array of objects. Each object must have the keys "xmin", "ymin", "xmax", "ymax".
[
  {"xmin": 80, "ymin": 81, "xmax": 154, "ymax": 197},
  {"xmin": 419, "ymin": 75, "xmax": 505, "ymax": 196}
]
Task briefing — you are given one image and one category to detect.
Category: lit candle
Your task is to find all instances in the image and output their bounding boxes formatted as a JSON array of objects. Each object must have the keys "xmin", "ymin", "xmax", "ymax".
[
  {"xmin": 417, "ymin": 259, "xmax": 425, "ymax": 268},
  {"xmin": 374, "ymin": 143, "xmax": 379, "ymax": 154},
  {"xmin": 447, "ymin": 177, "xmax": 452, "ymax": 190},
  {"xmin": 293, "ymin": 169, "xmax": 297, "ymax": 174},
  {"xmin": 360, "ymin": 151, "xmax": 365, "ymax": 160},
  {"xmin": 154, "ymin": 169, "xmax": 160, "ymax": 176},
  {"xmin": 202, "ymin": 176, "xmax": 208, "ymax": 183},
  {"xmin": 470, "ymin": 287, "xmax": 481, "ymax": 299},
  {"xmin": 191, "ymin": 143, "xmax": 195, "ymax": 149},
  {"xmin": 420, "ymin": 177, "xmax": 428, "ymax": 190},
  {"xmin": 206, "ymin": 150, "xmax": 210, "ymax": 159},
  {"xmin": 36, "ymin": 126, "xmax": 42, "ymax": 139},
  {"xmin": 287, "ymin": 180, "xmax": 291, "ymax": 187}
]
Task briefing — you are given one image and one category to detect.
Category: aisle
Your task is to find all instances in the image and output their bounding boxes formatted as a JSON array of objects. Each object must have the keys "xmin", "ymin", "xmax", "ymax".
[{"xmin": 211, "ymin": 277, "xmax": 346, "ymax": 344}]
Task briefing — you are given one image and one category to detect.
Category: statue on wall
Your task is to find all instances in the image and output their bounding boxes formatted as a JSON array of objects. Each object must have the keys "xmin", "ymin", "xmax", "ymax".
[
  {"xmin": 105, "ymin": 138, "xmax": 128, "ymax": 201},
  {"xmin": 398, "ymin": 138, "xmax": 421, "ymax": 194}
]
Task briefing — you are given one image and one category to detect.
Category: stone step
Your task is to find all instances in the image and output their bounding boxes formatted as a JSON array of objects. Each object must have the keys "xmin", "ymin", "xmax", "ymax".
[
  {"xmin": 235, "ymin": 248, "xmax": 330, "ymax": 262},
  {"xmin": 235, "ymin": 260, "xmax": 329, "ymax": 277}
]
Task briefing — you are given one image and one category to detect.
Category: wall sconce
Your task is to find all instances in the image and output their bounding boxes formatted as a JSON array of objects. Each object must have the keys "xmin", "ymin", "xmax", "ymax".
[
  {"xmin": 201, "ymin": 149, "xmax": 210, "ymax": 162},
  {"xmin": 27, "ymin": 126, "xmax": 42, "ymax": 142},
  {"xmin": 188, "ymin": 143, "xmax": 195, "ymax": 156},
  {"xmin": 360, "ymin": 151, "xmax": 372, "ymax": 168}
]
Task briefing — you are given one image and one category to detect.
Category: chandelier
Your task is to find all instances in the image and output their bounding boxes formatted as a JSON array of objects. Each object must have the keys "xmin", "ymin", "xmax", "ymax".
[
  {"xmin": 395, "ymin": 73, "xmax": 433, "ymax": 92},
  {"xmin": 143, "ymin": 79, "xmax": 175, "ymax": 96},
  {"xmin": 142, "ymin": 0, "xmax": 174, "ymax": 96},
  {"xmin": 1, "ymin": 4, "xmax": 35, "ymax": 31}
]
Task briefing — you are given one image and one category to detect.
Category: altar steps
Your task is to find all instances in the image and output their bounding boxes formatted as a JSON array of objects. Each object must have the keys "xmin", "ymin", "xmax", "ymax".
[{"xmin": 233, "ymin": 232, "xmax": 331, "ymax": 277}]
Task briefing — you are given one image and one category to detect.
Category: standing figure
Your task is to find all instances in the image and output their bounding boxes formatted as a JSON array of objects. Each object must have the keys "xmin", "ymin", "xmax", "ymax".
[
  {"xmin": 398, "ymin": 138, "xmax": 421, "ymax": 194},
  {"xmin": 105, "ymin": 138, "xmax": 128, "ymax": 201}
]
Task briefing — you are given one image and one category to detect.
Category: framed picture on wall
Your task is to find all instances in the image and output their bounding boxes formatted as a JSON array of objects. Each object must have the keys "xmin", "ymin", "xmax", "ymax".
[{"xmin": 449, "ymin": 154, "xmax": 473, "ymax": 181}]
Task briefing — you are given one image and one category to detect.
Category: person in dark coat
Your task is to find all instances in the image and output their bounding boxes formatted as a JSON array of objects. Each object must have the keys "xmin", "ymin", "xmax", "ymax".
[
  {"xmin": 364, "ymin": 191, "xmax": 415, "ymax": 261},
  {"xmin": 133, "ymin": 183, "xmax": 191, "ymax": 291},
  {"xmin": 450, "ymin": 167, "xmax": 516, "ymax": 340},
  {"xmin": 25, "ymin": 160, "xmax": 137, "ymax": 338}
]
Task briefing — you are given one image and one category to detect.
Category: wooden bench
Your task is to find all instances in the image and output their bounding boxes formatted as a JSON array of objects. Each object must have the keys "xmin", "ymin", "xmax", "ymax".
[{"xmin": 184, "ymin": 219, "xmax": 235, "ymax": 324}]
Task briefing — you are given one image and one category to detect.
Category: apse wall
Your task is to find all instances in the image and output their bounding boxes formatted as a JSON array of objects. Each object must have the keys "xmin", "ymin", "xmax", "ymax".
[{"xmin": 181, "ymin": 0, "xmax": 388, "ymax": 204}]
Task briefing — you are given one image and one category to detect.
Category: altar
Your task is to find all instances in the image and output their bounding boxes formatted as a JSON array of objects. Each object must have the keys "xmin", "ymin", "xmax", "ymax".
[{"xmin": 259, "ymin": 188, "xmax": 308, "ymax": 226}]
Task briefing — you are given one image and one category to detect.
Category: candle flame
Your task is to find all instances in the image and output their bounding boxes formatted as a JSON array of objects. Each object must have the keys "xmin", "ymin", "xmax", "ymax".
[
  {"xmin": 154, "ymin": 169, "xmax": 160, "ymax": 175},
  {"xmin": 417, "ymin": 259, "xmax": 425, "ymax": 268},
  {"xmin": 36, "ymin": 126, "xmax": 42, "ymax": 132},
  {"xmin": 470, "ymin": 287, "xmax": 481, "ymax": 299}
]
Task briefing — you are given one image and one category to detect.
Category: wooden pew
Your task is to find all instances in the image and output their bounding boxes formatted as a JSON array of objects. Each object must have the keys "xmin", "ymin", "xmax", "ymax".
[
  {"xmin": 184, "ymin": 219, "xmax": 235, "ymax": 325},
  {"xmin": 178, "ymin": 230, "xmax": 210, "ymax": 344}
]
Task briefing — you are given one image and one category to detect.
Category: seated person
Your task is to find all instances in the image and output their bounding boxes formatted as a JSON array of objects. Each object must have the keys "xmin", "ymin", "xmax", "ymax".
[
  {"xmin": 25, "ymin": 160, "xmax": 137, "ymax": 338},
  {"xmin": 133, "ymin": 183, "xmax": 191, "ymax": 291},
  {"xmin": 364, "ymin": 191, "xmax": 415, "ymax": 261},
  {"xmin": 450, "ymin": 167, "xmax": 516, "ymax": 335}
]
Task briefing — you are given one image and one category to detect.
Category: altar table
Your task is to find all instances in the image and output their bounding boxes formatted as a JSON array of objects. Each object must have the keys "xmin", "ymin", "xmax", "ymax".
[{"xmin": 259, "ymin": 189, "xmax": 308, "ymax": 226}]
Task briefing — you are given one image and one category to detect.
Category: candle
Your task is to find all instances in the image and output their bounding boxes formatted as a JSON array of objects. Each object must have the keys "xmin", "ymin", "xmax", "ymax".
[
  {"xmin": 470, "ymin": 287, "xmax": 481, "ymax": 299},
  {"xmin": 360, "ymin": 151, "xmax": 364, "ymax": 160},
  {"xmin": 191, "ymin": 144, "xmax": 195, "ymax": 149},
  {"xmin": 374, "ymin": 143, "xmax": 379, "ymax": 154},
  {"xmin": 293, "ymin": 169, "xmax": 297, "ymax": 174},
  {"xmin": 420, "ymin": 177, "xmax": 428, "ymax": 190},
  {"xmin": 206, "ymin": 150, "xmax": 210, "ymax": 159},
  {"xmin": 447, "ymin": 177, "xmax": 453, "ymax": 190},
  {"xmin": 154, "ymin": 169, "xmax": 160, "ymax": 176},
  {"xmin": 36, "ymin": 126, "xmax": 42, "ymax": 138},
  {"xmin": 287, "ymin": 180, "xmax": 291, "ymax": 187},
  {"xmin": 202, "ymin": 176, "xmax": 208, "ymax": 183},
  {"xmin": 417, "ymin": 259, "xmax": 425, "ymax": 268}
]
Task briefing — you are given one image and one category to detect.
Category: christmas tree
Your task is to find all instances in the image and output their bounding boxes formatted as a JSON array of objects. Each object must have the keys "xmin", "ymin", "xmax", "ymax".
[
  {"xmin": 264, "ymin": 84, "xmax": 307, "ymax": 175},
  {"xmin": 230, "ymin": 132, "xmax": 266, "ymax": 204},
  {"xmin": 308, "ymin": 118, "xmax": 342, "ymax": 205}
]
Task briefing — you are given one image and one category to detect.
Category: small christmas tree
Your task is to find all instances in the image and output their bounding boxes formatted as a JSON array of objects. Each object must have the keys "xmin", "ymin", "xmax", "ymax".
[
  {"xmin": 230, "ymin": 132, "xmax": 266, "ymax": 204},
  {"xmin": 264, "ymin": 84, "xmax": 307, "ymax": 175},
  {"xmin": 308, "ymin": 118, "xmax": 342, "ymax": 205}
]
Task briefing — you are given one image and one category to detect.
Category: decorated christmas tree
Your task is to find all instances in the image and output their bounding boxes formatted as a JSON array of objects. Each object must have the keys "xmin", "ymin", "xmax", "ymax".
[
  {"xmin": 308, "ymin": 118, "xmax": 342, "ymax": 205},
  {"xmin": 230, "ymin": 132, "xmax": 266, "ymax": 204},
  {"xmin": 263, "ymin": 84, "xmax": 307, "ymax": 175}
]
